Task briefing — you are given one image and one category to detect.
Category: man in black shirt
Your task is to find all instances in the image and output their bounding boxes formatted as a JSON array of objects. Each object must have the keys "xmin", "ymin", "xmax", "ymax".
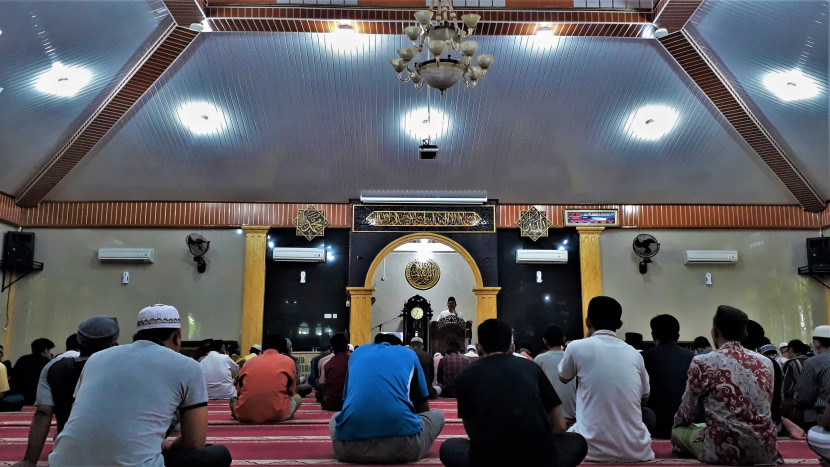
[
  {"xmin": 410, "ymin": 337, "xmax": 438, "ymax": 398},
  {"xmin": 642, "ymin": 314, "xmax": 694, "ymax": 439},
  {"xmin": 439, "ymin": 319, "xmax": 587, "ymax": 467},
  {"xmin": 11, "ymin": 338, "xmax": 55, "ymax": 405}
]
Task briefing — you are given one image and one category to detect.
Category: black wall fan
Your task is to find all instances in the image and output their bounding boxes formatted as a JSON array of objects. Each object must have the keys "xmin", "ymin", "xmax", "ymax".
[
  {"xmin": 186, "ymin": 233, "xmax": 210, "ymax": 273},
  {"xmin": 633, "ymin": 234, "xmax": 659, "ymax": 274}
]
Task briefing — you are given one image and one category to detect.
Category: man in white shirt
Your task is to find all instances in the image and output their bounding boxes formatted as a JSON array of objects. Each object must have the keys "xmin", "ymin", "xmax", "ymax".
[
  {"xmin": 558, "ymin": 296, "xmax": 654, "ymax": 463},
  {"xmin": 535, "ymin": 323, "xmax": 576, "ymax": 423},
  {"xmin": 200, "ymin": 339, "xmax": 240, "ymax": 400},
  {"xmin": 463, "ymin": 345, "xmax": 478, "ymax": 358},
  {"xmin": 435, "ymin": 297, "xmax": 463, "ymax": 321}
]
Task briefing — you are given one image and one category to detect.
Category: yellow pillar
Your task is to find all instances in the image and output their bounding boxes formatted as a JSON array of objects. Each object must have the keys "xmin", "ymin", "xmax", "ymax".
[
  {"xmin": 472, "ymin": 287, "xmax": 501, "ymax": 325},
  {"xmin": 2, "ymin": 272, "xmax": 16, "ymax": 358},
  {"xmin": 577, "ymin": 227, "xmax": 605, "ymax": 337},
  {"xmin": 347, "ymin": 287, "xmax": 375, "ymax": 346},
  {"xmin": 241, "ymin": 226, "xmax": 270, "ymax": 353}
]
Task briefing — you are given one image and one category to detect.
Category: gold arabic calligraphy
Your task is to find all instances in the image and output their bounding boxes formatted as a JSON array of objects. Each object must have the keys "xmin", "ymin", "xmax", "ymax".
[
  {"xmin": 405, "ymin": 259, "xmax": 441, "ymax": 290},
  {"xmin": 368, "ymin": 211, "xmax": 482, "ymax": 227}
]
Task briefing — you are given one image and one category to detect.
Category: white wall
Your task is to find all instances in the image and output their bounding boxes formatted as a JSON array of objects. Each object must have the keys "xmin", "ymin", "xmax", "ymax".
[
  {"xmin": 370, "ymin": 251, "xmax": 477, "ymax": 342},
  {"xmin": 2, "ymin": 228, "xmax": 245, "ymax": 360},
  {"xmin": 601, "ymin": 229, "xmax": 829, "ymax": 347}
]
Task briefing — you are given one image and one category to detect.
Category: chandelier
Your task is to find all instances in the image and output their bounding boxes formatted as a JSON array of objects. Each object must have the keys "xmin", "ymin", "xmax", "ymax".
[{"xmin": 389, "ymin": 0, "xmax": 494, "ymax": 93}]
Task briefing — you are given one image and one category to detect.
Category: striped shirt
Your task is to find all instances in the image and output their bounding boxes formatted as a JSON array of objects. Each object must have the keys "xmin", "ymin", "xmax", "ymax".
[{"xmin": 794, "ymin": 351, "xmax": 830, "ymax": 423}]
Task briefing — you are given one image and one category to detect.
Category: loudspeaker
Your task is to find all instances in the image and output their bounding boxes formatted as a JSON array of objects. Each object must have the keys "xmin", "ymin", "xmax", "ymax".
[
  {"xmin": 2, "ymin": 232, "xmax": 35, "ymax": 271},
  {"xmin": 807, "ymin": 237, "xmax": 830, "ymax": 269}
]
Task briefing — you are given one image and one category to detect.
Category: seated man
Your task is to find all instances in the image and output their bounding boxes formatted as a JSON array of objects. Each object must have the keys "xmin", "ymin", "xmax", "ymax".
[
  {"xmin": 330, "ymin": 333, "xmax": 445, "ymax": 464},
  {"xmin": 534, "ymin": 323, "xmax": 576, "ymax": 424},
  {"xmin": 11, "ymin": 338, "xmax": 55, "ymax": 405},
  {"xmin": 558, "ymin": 296, "xmax": 654, "ymax": 462},
  {"xmin": 234, "ymin": 344, "xmax": 261, "ymax": 366},
  {"xmin": 806, "ymin": 395, "xmax": 830, "ymax": 462},
  {"xmin": 199, "ymin": 339, "xmax": 239, "ymax": 400},
  {"xmin": 437, "ymin": 340, "xmax": 469, "ymax": 398},
  {"xmin": 48, "ymin": 304, "xmax": 231, "ymax": 466},
  {"xmin": 795, "ymin": 327, "xmax": 830, "ymax": 427},
  {"xmin": 672, "ymin": 305, "xmax": 779, "ymax": 465},
  {"xmin": 410, "ymin": 337, "xmax": 439, "ymax": 399},
  {"xmin": 440, "ymin": 319, "xmax": 587, "ymax": 467},
  {"xmin": 642, "ymin": 314, "xmax": 694, "ymax": 439},
  {"xmin": 321, "ymin": 333, "xmax": 350, "ymax": 411},
  {"xmin": 17, "ymin": 316, "xmax": 120, "ymax": 466},
  {"xmin": 231, "ymin": 334, "xmax": 301, "ymax": 423}
]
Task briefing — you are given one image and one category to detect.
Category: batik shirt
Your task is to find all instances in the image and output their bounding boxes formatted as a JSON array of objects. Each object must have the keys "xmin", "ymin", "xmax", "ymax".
[{"xmin": 674, "ymin": 341, "xmax": 780, "ymax": 465}]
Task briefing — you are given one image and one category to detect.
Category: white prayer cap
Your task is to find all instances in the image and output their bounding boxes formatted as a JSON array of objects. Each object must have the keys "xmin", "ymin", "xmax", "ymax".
[{"xmin": 136, "ymin": 304, "xmax": 181, "ymax": 331}]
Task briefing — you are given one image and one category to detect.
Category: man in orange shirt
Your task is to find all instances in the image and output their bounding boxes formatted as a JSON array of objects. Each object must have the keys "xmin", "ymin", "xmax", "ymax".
[{"xmin": 230, "ymin": 334, "xmax": 301, "ymax": 423}]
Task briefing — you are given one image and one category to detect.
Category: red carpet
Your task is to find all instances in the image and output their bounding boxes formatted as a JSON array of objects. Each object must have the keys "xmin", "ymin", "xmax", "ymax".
[{"xmin": 0, "ymin": 397, "xmax": 820, "ymax": 466}]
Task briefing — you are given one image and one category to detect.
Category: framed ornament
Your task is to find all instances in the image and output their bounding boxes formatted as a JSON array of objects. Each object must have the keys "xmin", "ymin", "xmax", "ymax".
[
  {"xmin": 404, "ymin": 259, "xmax": 441, "ymax": 290},
  {"xmin": 292, "ymin": 205, "xmax": 331, "ymax": 241},
  {"xmin": 516, "ymin": 206, "xmax": 552, "ymax": 241}
]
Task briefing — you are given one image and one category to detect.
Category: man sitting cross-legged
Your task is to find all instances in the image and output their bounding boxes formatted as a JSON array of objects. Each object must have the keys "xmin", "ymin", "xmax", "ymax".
[
  {"xmin": 230, "ymin": 333, "xmax": 302, "ymax": 423},
  {"xmin": 48, "ymin": 304, "xmax": 231, "ymax": 466},
  {"xmin": 440, "ymin": 319, "xmax": 587, "ymax": 467},
  {"xmin": 321, "ymin": 333, "xmax": 350, "ymax": 411},
  {"xmin": 15, "ymin": 316, "xmax": 120, "ymax": 467},
  {"xmin": 330, "ymin": 333, "xmax": 445, "ymax": 464},
  {"xmin": 672, "ymin": 305, "xmax": 780, "ymax": 465},
  {"xmin": 558, "ymin": 296, "xmax": 654, "ymax": 463}
]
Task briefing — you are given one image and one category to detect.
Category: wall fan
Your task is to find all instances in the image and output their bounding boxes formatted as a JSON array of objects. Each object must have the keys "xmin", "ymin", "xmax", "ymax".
[
  {"xmin": 633, "ymin": 234, "xmax": 659, "ymax": 274},
  {"xmin": 186, "ymin": 233, "xmax": 210, "ymax": 273}
]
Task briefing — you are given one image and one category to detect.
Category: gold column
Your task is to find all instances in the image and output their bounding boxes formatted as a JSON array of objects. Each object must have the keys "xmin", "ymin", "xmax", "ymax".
[
  {"xmin": 577, "ymin": 226, "xmax": 605, "ymax": 337},
  {"xmin": 241, "ymin": 226, "xmax": 270, "ymax": 353},
  {"xmin": 472, "ymin": 287, "xmax": 501, "ymax": 325},
  {"xmin": 2, "ymin": 272, "xmax": 16, "ymax": 358},
  {"xmin": 347, "ymin": 286, "xmax": 375, "ymax": 346}
]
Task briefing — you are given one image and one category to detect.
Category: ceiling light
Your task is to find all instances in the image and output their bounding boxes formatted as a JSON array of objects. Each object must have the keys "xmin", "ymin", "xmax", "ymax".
[
  {"xmin": 177, "ymin": 102, "xmax": 227, "ymax": 135},
  {"xmin": 390, "ymin": 0, "xmax": 493, "ymax": 93},
  {"xmin": 329, "ymin": 23, "xmax": 364, "ymax": 53},
  {"xmin": 35, "ymin": 62, "xmax": 92, "ymax": 97},
  {"xmin": 532, "ymin": 25, "xmax": 560, "ymax": 48},
  {"xmin": 763, "ymin": 69, "xmax": 820, "ymax": 102},
  {"xmin": 624, "ymin": 105, "xmax": 679, "ymax": 141},
  {"xmin": 402, "ymin": 107, "xmax": 449, "ymax": 140},
  {"xmin": 361, "ymin": 196, "xmax": 486, "ymax": 204}
]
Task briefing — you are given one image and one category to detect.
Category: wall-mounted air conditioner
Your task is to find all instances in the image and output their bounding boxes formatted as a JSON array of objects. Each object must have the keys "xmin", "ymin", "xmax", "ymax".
[
  {"xmin": 273, "ymin": 247, "xmax": 327, "ymax": 263},
  {"xmin": 683, "ymin": 250, "xmax": 738, "ymax": 264},
  {"xmin": 515, "ymin": 249, "xmax": 568, "ymax": 264},
  {"xmin": 98, "ymin": 248, "xmax": 154, "ymax": 263}
]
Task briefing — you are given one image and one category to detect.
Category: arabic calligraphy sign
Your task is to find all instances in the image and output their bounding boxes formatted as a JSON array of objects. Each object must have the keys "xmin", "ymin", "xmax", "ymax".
[
  {"xmin": 516, "ymin": 207, "xmax": 552, "ymax": 241},
  {"xmin": 352, "ymin": 205, "xmax": 495, "ymax": 233},
  {"xmin": 405, "ymin": 259, "xmax": 441, "ymax": 290},
  {"xmin": 292, "ymin": 205, "xmax": 331, "ymax": 240}
]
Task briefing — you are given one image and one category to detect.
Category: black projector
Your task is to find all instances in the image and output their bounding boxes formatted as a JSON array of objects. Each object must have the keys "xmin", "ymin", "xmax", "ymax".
[{"xmin": 418, "ymin": 142, "xmax": 438, "ymax": 159}]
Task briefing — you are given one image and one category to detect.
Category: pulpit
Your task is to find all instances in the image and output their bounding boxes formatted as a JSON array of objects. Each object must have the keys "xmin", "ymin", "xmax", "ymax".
[{"xmin": 429, "ymin": 315, "xmax": 472, "ymax": 355}]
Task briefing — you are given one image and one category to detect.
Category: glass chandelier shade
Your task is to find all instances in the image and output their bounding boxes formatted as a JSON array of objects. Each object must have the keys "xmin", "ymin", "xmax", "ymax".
[{"xmin": 389, "ymin": 0, "xmax": 494, "ymax": 93}]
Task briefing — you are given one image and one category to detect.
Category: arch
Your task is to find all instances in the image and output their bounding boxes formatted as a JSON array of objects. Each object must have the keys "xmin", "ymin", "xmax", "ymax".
[{"xmin": 363, "ymin": 233, "xmax": 484, "ymax": 288}]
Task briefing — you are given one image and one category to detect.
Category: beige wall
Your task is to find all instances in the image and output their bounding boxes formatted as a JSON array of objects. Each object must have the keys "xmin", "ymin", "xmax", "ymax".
[
  {"xmin": 371, "ymin": 251, "xmax": 477, "ymax": 343},
  {"xmin": 1, "ymin": 228, "xmax": 245, "ymax": 360},
  {"xmin": 601, "ymin": 229, "xmax": 829, "ymax": 347}
]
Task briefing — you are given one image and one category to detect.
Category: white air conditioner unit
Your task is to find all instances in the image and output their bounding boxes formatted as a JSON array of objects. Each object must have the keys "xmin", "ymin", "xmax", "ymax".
[
  {"xmin": 273, "ymin": 247, "xmax": 327, "ymax": 263},
  {"xmin": 98, "ymin": 248, "xmax": 154, "ymax": 263},
  {"xmin": 516, "ymin": 249, "xmax": 568, "ymax": 264},
  {"xmin": 683, "ymin": 250, "xmax": 738, "ymax": 264}
]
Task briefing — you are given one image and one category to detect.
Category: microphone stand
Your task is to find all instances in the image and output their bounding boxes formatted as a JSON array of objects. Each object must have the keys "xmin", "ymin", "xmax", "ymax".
[{"xmin": 372, "ymin": 313, "xmax": 404, "ymax": 333}]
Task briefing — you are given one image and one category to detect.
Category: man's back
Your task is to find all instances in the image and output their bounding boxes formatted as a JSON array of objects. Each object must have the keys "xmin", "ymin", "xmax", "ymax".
[
  {"xmin": 641, "ymin": 342, "xmax": 694, "ymax": 438},
  {"xmin": 534, "ymin": 350, "xmax": 576, "ymax": 420},
  {"xmin": 455, "ymin": 353, "xmax": 560, "ymax": 465},
  {"xmin": 12, "ymin": 354, "xmax": 49, "ymax": 404},
  {"xmin": 234, "ymin": 349, "xmax": 296, "ymax": 423},
  {"xmin": 795, "ymin": 352, "xmax": 830, "ymax": 424},
  {"xmin": 200, "ymin": 351, "xmax": 239, "ymax": 400},
  {"xmin": 558, "ymin": 331, "xmax": 653, "ymax": 462},
  {"xmin": 335, "ymin": 342, "xmax": 428, "ymax": 441},
  {"xmin": 322, "ymin": 352, "xmax": 349, "ymax": 411},
  {"xmin": 674, "ymin": 342, "xmax": 778, "ymax": 465},
  {"xmin": 49, "ymin": 341, "xmax": 207, "ymax": 466},
  {"xmin": 438, "ymin": 352, "xmax": 469, "ymax": 398}
]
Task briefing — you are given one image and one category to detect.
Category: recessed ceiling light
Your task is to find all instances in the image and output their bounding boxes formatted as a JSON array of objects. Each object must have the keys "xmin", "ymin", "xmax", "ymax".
[
  {"xmin": 624, "ymin": 105, "xmax": 679, "ymax": 141},
  {"xmin": 402, "ymin": 107, "xmax": 449, "ymax": 140},
  {"xmin": 763, "ymin": 69, "xmax": 820, "ymax": 102},
  {"xmin": 328, "ymin": 23, "xmax": 364, "ymax": 53},
  {"xmin": 177, "ymin": 102, "xmax": 227, "ymax": 135},
  {"xmin": 531, "ymin": 24, "xmax": 560, "ymax": 48},
  {"xmin": 35, "ymin": 62, "xmax": 92, "ymax": 97}
]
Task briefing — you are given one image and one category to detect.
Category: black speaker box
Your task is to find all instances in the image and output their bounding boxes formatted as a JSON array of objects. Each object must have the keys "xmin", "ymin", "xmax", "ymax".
[
  {"xmin": 2, "ymin": 232, "xmax": 35, "ymax": 271},
  {"xmin": 807, "ymin": 237, "xmax": 830, "ymax": 269}
]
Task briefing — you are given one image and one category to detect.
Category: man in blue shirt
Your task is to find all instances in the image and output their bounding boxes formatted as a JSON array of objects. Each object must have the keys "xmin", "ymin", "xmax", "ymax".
[{"xmin": 330, "ymin": 333, "xmax": 445, "ymax": 463}]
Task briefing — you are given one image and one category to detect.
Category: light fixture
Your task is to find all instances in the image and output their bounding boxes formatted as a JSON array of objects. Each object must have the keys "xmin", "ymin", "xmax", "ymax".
[
  {"xmin": 35, "ymin": 62, "xmax": 92, "ymax": 97},
  {"xmin": 177, "ymin": 102, "xmax": 227, "ymax": 135},
  {"xmin": 763, "ymin": 69, "xmax": 820, "ymax": 102},
  {"xmin": 360, "ymin": 196, "xmax": 487, "ymax": 204},
  {"xmin": 389, "ymin": 0, "xmax": 493, "ymax": 93},
  {"xmin": 329, "ymin": 23, "xmax": 364, "ymax": 53},
  {"xmin": 624, "ymin": 105, "xmax": 679, "ymax": 141},
  {"xmin": 402, "ymin": 107, "xmax": 449, "ymax": 140},
  {"xmin": 532, "ymin": 25, "xmax": 560, "ymax": 48}
]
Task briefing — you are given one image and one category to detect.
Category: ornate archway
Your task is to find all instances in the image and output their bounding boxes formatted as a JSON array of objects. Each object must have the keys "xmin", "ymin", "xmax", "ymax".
[{"xmin": 346, "ymin": 233, "xmax": 499, "ymax": 345}]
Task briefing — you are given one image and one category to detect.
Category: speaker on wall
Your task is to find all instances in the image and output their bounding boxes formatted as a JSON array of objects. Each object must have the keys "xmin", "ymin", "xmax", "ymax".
[
  {"xmin": 806, "ymin": 237, "xmax": 830, "ymax": 269},
  {"xmin": 2, "ymin": 232, "xmax": 35, "ymax": 271}
]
